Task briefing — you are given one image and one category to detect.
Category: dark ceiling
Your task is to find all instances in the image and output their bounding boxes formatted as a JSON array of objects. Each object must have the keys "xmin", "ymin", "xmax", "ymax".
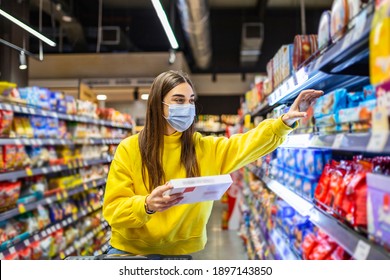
[{"xmin": 26, "ymin": 0, "xmax": 332, "ymax": 74}]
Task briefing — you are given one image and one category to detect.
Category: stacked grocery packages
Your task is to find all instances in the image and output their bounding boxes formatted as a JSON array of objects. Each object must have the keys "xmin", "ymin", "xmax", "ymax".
[
  {"xmin": 240, "ymin": 0, "xmax": 390, "ymax": 260},
  {"xmin": 0, "ymin": 83, "xmax": 133, "ymax": 259}
]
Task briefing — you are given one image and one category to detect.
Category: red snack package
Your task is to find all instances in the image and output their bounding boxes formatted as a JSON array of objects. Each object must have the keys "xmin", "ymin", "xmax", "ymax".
[
  {"xmin": 324, "ymin": 164, "xmax": 346, "ymax": 210},
  {"xmin": 309, "ymin": 238, "xmax": 337, "ymax": 260},
  {"xmin": 302, "ymin": 233, "xmax": 318, "ymax": 260},
  {"xmin": 314, "ymin": 163, "xmax": 333, "ymax": 205}
]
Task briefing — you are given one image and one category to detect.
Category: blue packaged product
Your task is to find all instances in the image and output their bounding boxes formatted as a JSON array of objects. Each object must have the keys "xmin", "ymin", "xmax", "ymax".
[
  {"xmin": 315, "ymin": 114, "xmax": 336, "ymax": 127},
  {"xmin": 363, "ymin": 84, "xmax": 376, "ymax": 101},
  {"xmin": 49, "ymin": 91, "xmax": 58, "ymax": 111},
  {"xmin": 314, "ymin": 89, "xmax": 347, "ymax": 118},
  {"xmin": 46, "ymin": 117, "xmax": 59, "ymax": 139},
  {"xmin": 295, "ymin": 149, "xmax": 305, "ymax": 173},
  {"xmin": 30, "ymin": 116, "xmax": 47, "ymax": 138},
  {"xmin": 294, "ymin": 173, "xmax": 303, "ymax": 196},
  {"xmin": 323, "ymin": 149, "xmax": 332, "ymax": 165},
  {"xmin": 303, "ymin": 149, "xmax": 324, "ymax": 176},
  {"xmin": 277, "ymin": 167, "xmax": 284, "ymax": 183},
  {"xmin": 56, "ymin": 92, "xmax": 67, "ymax": 113},
  {"xmin": 37, "ymin": 88, "xmax": 51, "ymax": 110},
  {"xmin": 276, "ymin": 200, "xmax": 296, "ymax": 219},
  {"xmin": 302, "ymin": 176, "xmax": 318, "ymax": 201},
  {"xmin": 347, "ymin": 91, "xmax": 365, "ymax": 108},
  {"xmin": 286, "ymin": 148, "xmax": 296, "ymax": 170},
  {"xmin": 283, "ymin": 169, "xmax": 289, "ymax": 186},
  {"xmin": 287, "ymin": 170, "xmax": 295, "ymax": 191},
  {"xmin": 283, "ymin": 217, "xmax": 295, "ymax": 239},
  {"xmin": 277, "ymin": 148, "xmax": 284, "ymax": 166}
]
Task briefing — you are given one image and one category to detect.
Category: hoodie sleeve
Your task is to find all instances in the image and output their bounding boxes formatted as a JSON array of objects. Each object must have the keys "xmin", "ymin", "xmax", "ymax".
[
  {"xmin": 207, "ymin": 116, "xmax": 294, "ymax": 174},
  {"xmin": 103, "ymin": 141, "xmax": 151, "ymax": 228}
]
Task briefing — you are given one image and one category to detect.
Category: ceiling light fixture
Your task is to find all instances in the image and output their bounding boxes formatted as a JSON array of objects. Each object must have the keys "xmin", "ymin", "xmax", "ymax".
[
  {"xmin": 0, "ymin": 8, "xmax": 57, "ymax": 47},
  {"xmin": 19, "ymin": 51, "xmax": 27, "ymax": 70},
  {"xmin": 62, "ymin": 15, "xmax": 72, "ymax": 23},
  {"xmin": 151, "ymin": 0, "xmax": 179, "ymax": 49},
  {"xmin": 97, "ymin": 94, "xmax": 107, "ymax": 101},
  {"xmin": 140, "ymin": 94, "xmax": 149, "ymax": 100}
]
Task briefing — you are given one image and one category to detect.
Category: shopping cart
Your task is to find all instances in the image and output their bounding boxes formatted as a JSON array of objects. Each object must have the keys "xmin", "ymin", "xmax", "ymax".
[{"xmin": 64, "ymin": 254, "xmax": 192, "ymax": 260}]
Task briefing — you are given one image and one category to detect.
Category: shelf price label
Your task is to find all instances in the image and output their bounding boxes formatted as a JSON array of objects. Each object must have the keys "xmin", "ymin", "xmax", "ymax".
[
  {"xmin": 25, "ymin": 167, "xmax": 34, "ymax": 177},
  {"xmin": 353, "ymin": 240, "xmax": 371, "ymax": 260},
  {"xmin": 332, "ymin": 134, "xmax": 345, "ymax": 149},
  {"xmin": 367, "ymin": 132, "xmax": 388, "ymax": 152},
  {"xmin": 9, "ymin": 247, "xmax": 16, "ymax": 254},
  {"xmin": 24, "ymin": 239, "xmax": 30, "ymax": 247},
  {"xmin": 18, "ymin": 203, "xmax": 26, "ymax": 214}
]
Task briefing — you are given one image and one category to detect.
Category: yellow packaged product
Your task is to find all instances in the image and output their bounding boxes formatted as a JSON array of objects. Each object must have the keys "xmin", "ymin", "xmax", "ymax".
[
  {"xmin": 12, "ymin": 117, "xmax": 26, "ymax": 137},
  {"xmin": 370, "ymin": 1, "xmax": 390, "ymax": 85}
]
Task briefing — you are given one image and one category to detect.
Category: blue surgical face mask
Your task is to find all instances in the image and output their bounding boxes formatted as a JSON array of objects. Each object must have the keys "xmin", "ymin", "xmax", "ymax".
[{"xmin": 162, "ymin": 102, "xmax": 196, "ymax": 132}]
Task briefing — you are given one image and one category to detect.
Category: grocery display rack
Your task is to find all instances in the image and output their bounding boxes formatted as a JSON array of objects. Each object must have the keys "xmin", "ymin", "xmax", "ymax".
[
  {"xmin": 0, "ymin": 178, "xmax": 107, "ymax": 223},
  {"xmin": 250, "ymin": 1, "xmax": 374, "ymax": 117},
  {"xmin": 0, "ymin": 205, "xmax": 104, "ymax": 259},
  {"xmin": 0, "ymin": 92, "xmax": 134, "ymax": 259},
  {"xmin": 0, "ymin": 138, "xmax": 123, "ymax": 146},
  {"xmin": 280, "ymin": 133, "xmax": 390, "ymax": 154},
  {"xmin": 0, "ymin": 102, "xmax": 132, "ymax": 129},
  {"xmin": 0, "ymin": 156, "xmax": 113, "ymax": 181},
  {"xmin": 262, "ymin": 176, "xmax": 390, "ymax": 260}
]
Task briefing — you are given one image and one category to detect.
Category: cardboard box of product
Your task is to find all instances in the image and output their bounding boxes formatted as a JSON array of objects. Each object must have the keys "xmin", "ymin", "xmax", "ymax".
[{"xmin": 164, "ymin": 174, "xmax": 233, "ymax": 205}]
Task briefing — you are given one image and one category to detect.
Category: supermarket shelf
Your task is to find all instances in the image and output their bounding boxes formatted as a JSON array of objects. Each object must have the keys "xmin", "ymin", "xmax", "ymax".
[
  {"xmin": 267, "ymin": 3, "xmax": 373, "ymax": 106},
  {"xmin": 57, "ymin": 221, "xmax": 110, "ymax": 260},
  {"xmin": 317, "ymin": 3, "xmax": 374, "ymax": 74},
  {"xmin": 0, "ymin": 204, "xmax": 102, "ymax": 259},
  {"xmin": 0, "ymin": 156, "xmax": 113, "ymax": 181},
  {"xmin": 0, "ymin": 102, "xmax": 132, "ymax": 129},
  {"xmin": 0, "ymin": 178, "xmax": 106, "ymax": 223},
  {"xmin": 0, "ymin": 138, "xmax": 123, "ymax": 146},
  {"xmin": 280, "ymin": 132, "xmax": 390, "ymax": 153},
  {"xmin": 262, "ymin": 176, "xmax": 390, "ymax": 260}
]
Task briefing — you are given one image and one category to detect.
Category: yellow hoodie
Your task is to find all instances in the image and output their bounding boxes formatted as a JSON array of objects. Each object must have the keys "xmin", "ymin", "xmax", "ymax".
[{"xmin": 103, "ymin": 116, "xmax": 294, "ymax": 255}]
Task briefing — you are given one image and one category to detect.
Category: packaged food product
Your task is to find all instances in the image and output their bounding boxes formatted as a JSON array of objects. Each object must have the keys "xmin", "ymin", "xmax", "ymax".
[
  {"xmin": 293, "ymin": 35, "xmax": 318, "ymax": 70},
  {"xmin": 302, "ymin": 176, "xmax": 319, "ymax": 201},
  {"xmin": 3, "ymin": 145, "xmax": 16, "ymax": 170},
  {"xmin": 302, "ymin": 233, "xmax": 318, "ymax": 260},
  {"xmin": 0, "ymin": 81, "xmax": 17, "ymax": 95},
  {"xmin": 318, "ymin": 10, "xmax": 332, "ymax": 50},
  {"xmin": 367, "ymin": 172, "xmax": 390, "ymax": 249},
  {"xmin": 348, "ymin": 0, "xmax": 362, "ymax": 24},
  {"xmin": 30, "ymin": 116, "xmax": 47, "ymax": 138},
  {"xmin": 369, "ymin": 0, "xmax": 390, "ymax": 85},
  {"xmin": 0, "ymin": 110, "xmax": 14, "ymax": 137},
  {"xmin": 0, "ymin": 181, "xmax": 22, "ymax": 211},
  {"xmin": 313, "ymin": 89, "xmax": 348, "ymax": 118},
  {"xmin": 331, "ymin": 0, "xmax": 350, "ymax": 42},
  {"xmin": 376, "ymin": 76, "xmax": 390, "ymax": 111}
]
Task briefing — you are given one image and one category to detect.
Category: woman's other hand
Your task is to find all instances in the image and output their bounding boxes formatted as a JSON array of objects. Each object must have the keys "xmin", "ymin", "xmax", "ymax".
[
  {"xmin": 281, "ymin": 89, "xmax": 324, "ymax": 127},
  {"xmin": 146, "ymin": 182, "xmax": 184, "ymax": 212}
]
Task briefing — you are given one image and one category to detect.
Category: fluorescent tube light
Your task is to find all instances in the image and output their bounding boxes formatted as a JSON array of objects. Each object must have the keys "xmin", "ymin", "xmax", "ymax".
[
  {"xmin": 0, "ymin": 9, "xmax": 56, "ymax": 47},
  {"xmin": 97, "ymin": 94, "xmax": 107, "ymax": 101},
  {"xmin": 141, "ymin": 94, "xmax": 149, "ymax": 100},
  {"xmin": 151, "ymin": 0, "xmax": 179, "ymax": 49}
]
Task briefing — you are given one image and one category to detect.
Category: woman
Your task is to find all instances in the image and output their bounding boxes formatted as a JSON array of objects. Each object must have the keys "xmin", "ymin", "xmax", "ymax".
[{"xmin": 103, "ymin": 70, "xmax": 323, "ymax": 256}]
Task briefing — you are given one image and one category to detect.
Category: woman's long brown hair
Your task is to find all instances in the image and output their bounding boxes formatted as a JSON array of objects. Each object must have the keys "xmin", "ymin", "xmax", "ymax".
[{"xmin": 138, "ymin": 70, "xmax": 200, "ymax": 192}]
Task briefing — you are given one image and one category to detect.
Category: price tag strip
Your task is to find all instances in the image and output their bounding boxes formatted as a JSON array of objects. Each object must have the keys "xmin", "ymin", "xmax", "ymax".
[{"xmin": 353, "ymin": 240, "xmax": 371, "ymax": 260}]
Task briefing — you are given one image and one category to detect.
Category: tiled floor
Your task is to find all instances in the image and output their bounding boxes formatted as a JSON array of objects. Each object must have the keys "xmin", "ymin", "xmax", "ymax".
[{"xmin": 192, "ymin": 201, "xmax": 248, "ymax": 260}]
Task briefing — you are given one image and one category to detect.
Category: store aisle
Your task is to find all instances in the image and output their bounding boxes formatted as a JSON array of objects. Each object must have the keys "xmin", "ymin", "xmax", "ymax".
[{"xmin": 192, "ymin": 201, "xmax": 247, "ymax": 260}]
